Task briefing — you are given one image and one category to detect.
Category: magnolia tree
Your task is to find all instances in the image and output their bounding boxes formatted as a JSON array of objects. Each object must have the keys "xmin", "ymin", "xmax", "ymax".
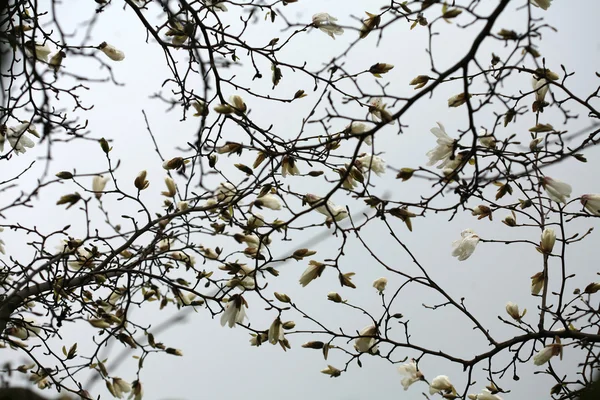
[{"xmin": 0, "ymin": 0, "xmax": 599, "ymax": 399}]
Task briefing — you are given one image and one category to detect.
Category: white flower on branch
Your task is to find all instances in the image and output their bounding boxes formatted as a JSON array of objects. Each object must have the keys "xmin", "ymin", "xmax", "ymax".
[
  {"xmin": 451, "ymin": 229, "xmax": 479, "ymax": 261},
  {"xmin": 112, "ymin": 377, "xmax": 131, "ymax": 399},
  {"xmin": 372, "ymin": 277, "xmax": 387, "ymax": 294},
  {"xmin": 533, "ymin": 337, "xmax": 562, "ymax": 365},
  {"xmin": 427, "ymin": 122, "xmax": 456, "ymax": 168},
  {"xmin": 429, "ymin": 375, "xmax": 455, "ymax": 395},
  {"xmin": 532, "ymin": 76, "xmax": 549, "ymax": 103},
  {"xmin": 397, "ymin": 359, "xmax": 424, "ymax": 391},
  {"xmin": 531, "ymin": 272, "xmax": 544, "ymax": 295},
  {"xmin": 468, "ymin": 389, "xmax": 504, "ymax": 400},
  {"xmin": 357, "ymin": 154, "xmax": 386, "ymax": 176},
  {"xmin": 299, "ymin": 260, "xmax": 326, "ymax": 287},
  {"xmin": 254, "ymin": 193, "xmax": 281, "ymax": 210},
  {"xmin": 531, "ymin": 0, "xmax": 552, "ymax": 10},
  {"xmin": 220, "ymin": 295, "xmax": 248, "ymax": 328},
  {"xmin": 25, "ymin": 41, "xmax": 52, "ymax": 62},
  {"xmin": 346, "ymin": 122, "xmax": 373, "ymax": 145},
  {"xmin": 354, "ymin": 325, "xmax": 378, "ymax": 354},
  {"xmin": 2, "ymin": 122, "xmax": 39, "ymax": 155},
  {"xmin": 581, "ymin": 194, "xmax": 600, "ymax": 216},
  {"xmin": 540, "ymin": 228, "xmax": 556, "ymax": 254},
  {"xmin": 92, "ymin": 175, "xmax": 109, "ymax": 199},
  {"xmin": 542, "ymin": 177, "xmax": 572, "ymax": 204},
  {"xmin": 98, "ymin": 42, "xmax": 125, "ymax": 61},
  {"xmin": 505, "ymin": 301, "xmax": 526, "ymax": 322},
  {"xmin": 304, "ymin": 194, "xmax": 348, "ymax": 223},
  {"xmin": 368, "ymin": 98, "xmax": 395, "ymax": 124},
  {"xmin": 268, "ymin": 317, "xmax": 285, "ymax": 345},
  {"xmin": 312, "ymin": 13, "xmax": 344, "ymax": 39}
]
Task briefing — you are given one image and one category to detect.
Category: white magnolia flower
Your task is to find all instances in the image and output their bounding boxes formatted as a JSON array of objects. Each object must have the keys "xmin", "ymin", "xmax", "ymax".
[
  {"xmin": 581, "ymin": 194, "xmax": 600, "ymax": 216},
  {"xmin": 207, "ymin": 0, "xmax": 228, "ymax": 12},
  {"xmin": 372, "ymin": 277, "xmax": 387, "ymax": 294},
  {"xmin": 531, "ymin": 0, "xmax": 551, "ymax": 10},
  {"xmin": 312, "ymin": 13, "xmax": 344, "ymax": 39},
  {"xmin": 429, "ymin": 375, "xmax": 454, "ymax": 395},
  {"xmin": 358, "ymin": 154, "xmax": 386, "ymax": 176},
  {"xmin": 505, "ymin": 301, "xmax": 526, "ymax": 322},
  {"xmin": 254, "ymin": 194, "xmax": 281, "ymax": 210},
  {"xmin": 532, "ymin": 76, "xmax": 549, "ymax": 103},
  {"xmin": 216, "ymin": 182, "xmax": 236, "ymax": 203},
  {"xmin": 220, "ymin": 295, "xmax": 248, "ymax": 328},
  {"xmin": 281, "ymin": 156, "xmax": 300, "ymax": 177},
  {"xmin": 161, "ymin": 177, "xmax": 177, "ymax": 197},
  {"xmin": 112, "ymin": 377, "xmax": 131, "ymax": 399},
  {"xmin": 299, "ymin": 261, "xmax": 326, "ymax": 287},
  {"xmin": 347, "ymin": 122, "xmax": 373, "ymax": 145},
  {"xmin": 3, "ymin": 123, "xmax": 38, "ymax": 155},
  {"xmin": 540, "ymin": 228, "xmax": 556, "ymax": 254},
  {"xmin": 354, "ymin": 325, "xmax": 378, "ymax": 354},
  {"xmin": 247, "ymin": 212, "xmax": 265, "ymax": 229},
  {"xmin": 397, "ymin": 359, "xmax": 424, "ymax": 391},
  {"xmin": 531, "ymin": 272, "xmax": 544, "ymax": 295},
  {"xmin": 469, "ymin": 389, "xmax": 504, "ymax": 400},
  {"xmin": 452, "ymin": 229, "xmax": 479, "ymax": 261},
  {"xmin": 533, "ymin": 342, "xmax": 561, "ymax": 365},
  {"xmin": 26, "ymin": 42, "xmax": 52, "ymax": 62},
  {"xmin": 542, "ymin": 177, "xmax": 572, "ymax": 204},
  {"xmin": 177, "ymin": 201, "xmax": 189, "ymax": 211},
  {"xmin": 368, "ymin": 98, "xmax": 394, "ymax": 124},
  {"xmin": 305, "ymin": 194, "xmax": 348, "ymax": 222},
  {"xmin": 268, "ymin": 318, "xmax": 284, "ymax": 345},
  {"xmin": 98, "ymin": 42, "xmax": 125, "ymax": 61},
  {"xmin": 92, "ymin": 175, "xmax": 109, "ymax": 199},
  {"xmin": 427, "ymin": 122, "xmax": 456, "ymax": 168}
]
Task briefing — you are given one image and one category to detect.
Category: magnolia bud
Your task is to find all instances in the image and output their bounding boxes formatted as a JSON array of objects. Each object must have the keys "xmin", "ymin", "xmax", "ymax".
[{"xmin": 540, "ymin": 228, "xmax": 556, "ymax": 254}]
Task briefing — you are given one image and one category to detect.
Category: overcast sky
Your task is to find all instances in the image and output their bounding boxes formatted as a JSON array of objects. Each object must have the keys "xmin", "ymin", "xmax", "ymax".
[{"xmin": 2, "ymin": 1, "xmax": 600, "ymax": 399}]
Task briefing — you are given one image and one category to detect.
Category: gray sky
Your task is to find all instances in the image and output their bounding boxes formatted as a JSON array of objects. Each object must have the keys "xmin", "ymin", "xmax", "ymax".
[{"xmin": 2, "ymin": 1, "xmax": 600, "ymax": 399}]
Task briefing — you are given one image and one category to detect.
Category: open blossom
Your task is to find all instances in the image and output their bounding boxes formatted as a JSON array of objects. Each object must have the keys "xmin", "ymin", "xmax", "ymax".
[
  {"xmin": 92, "ymin": 175, "xmax": 109, "ymax": 199},
  {"xmin": 347, "ymin": 122, "xmax": 372, "ymax": 145},
  {"xmin": 368, "ymin": 98, "xmax": 394, "ymax": 124},
  {"xmin": 531, "ymin": 0, "xmax": 551, "ymax": 10},
  {"xmin": 429, "ymin": 375, "xmax": 454, "ymax": 395},
  {"xmin": 26, "ymin": 41, "xmax": 52, "ymax": 62},
  {"xmin": 312, "ymin": 13, "xmax": 344, "ymax": 39},
  {"xmin": 98, "ymin": 42, "xmax": 125, "ymax": 61},
  {"xmin": 581, "ymin": 194, "xmax": 600, "ymax": 216},
  {"xmin": 397, "ymin": 359, "xmax": 424, "ymax": 391},
  {"xmin": 358, "ymin": 154, "xmax": 386, "ymax": 176},
  {"xmin": 372, "ymin": 277, "xmax": 387, "ymax": 294},
  {"xmin": 452, "ymin": 229, "xmax": 479, "ymax": 261},
  {"xmin": 2, "ymin": 122, "xmax": 39, "ymax": 155},
  {"xmin": 427, "ymin": 122, "xmax": 456, "ymax": 168},
  {"xmin": 220, "ymin": 295, "xmax": 248, "ymax": 328},
  {"xmin": 354, "ymin": 325, "xmax": 378, "ymax": 354},
  {"xmin": 542, "ymin": 177, "xmax": 572, "ymax": 203}
]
